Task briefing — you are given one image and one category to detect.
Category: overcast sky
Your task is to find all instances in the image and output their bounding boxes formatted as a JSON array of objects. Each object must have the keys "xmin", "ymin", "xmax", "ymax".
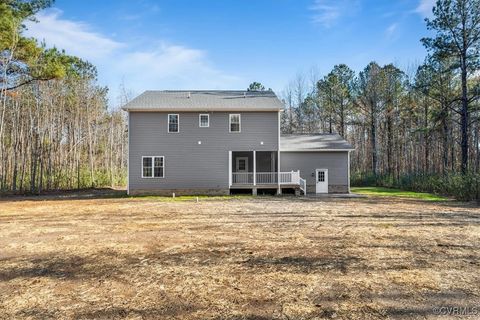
[{"xmin": 25, "ymin": 0, "xmax": 436, "ymax": 106}]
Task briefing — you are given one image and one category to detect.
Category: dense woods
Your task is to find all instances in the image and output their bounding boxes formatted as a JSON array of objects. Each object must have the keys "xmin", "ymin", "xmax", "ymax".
[
  {"xmin": 281, "ymin": 0, "xmax": 480, "ymax": 200},
  {"xmin": 0, "ymin": 0, "xmax": 127, "ymax": 193}
]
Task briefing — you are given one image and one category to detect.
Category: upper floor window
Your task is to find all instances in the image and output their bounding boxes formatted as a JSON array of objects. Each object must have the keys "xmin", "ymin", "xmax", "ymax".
[
  {"xmin": 168, "ymin": 114, "xmax": 179, "ymax": 133},
  {"xmin": 229, "ymin": 114, "xmax": 241, "ymax": 133},
  {"xmin": 142, "ymin": 156, "xmax": 164, "ymax": 178},
  {"xmin": 199, "ymin": 114, "xmax": 209, "ymax": 127}
]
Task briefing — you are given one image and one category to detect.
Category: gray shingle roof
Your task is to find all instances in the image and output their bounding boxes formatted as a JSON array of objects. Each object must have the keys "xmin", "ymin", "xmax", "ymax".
[
  {"xmin": 122, "ymin": 90, "xmax": 283, "ymax": 111},
  {"xmin": 281, "ymin": 134, "xmax": 354, "ymax": 151}
]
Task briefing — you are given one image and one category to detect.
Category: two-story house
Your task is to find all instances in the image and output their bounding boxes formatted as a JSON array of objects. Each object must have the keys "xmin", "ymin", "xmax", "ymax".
[{"xmin": 122, "ymin": 90, "xmax": 353, "ymax": 196}]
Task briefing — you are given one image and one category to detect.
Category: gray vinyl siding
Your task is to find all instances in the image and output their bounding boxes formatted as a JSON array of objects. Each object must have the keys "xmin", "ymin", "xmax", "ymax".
[
  {"xmin": 128, "ymin": 111, "xmax": 279, "ymax": 192},
  {"xmin": 280, "ymin": 151, "xmax": 349, "ymax": 189}
]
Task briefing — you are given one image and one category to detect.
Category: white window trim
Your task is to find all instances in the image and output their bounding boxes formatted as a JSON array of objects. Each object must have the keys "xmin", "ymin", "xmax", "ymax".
[
  {"xmin": 142, "ymin": 156, "xmax": 165, "ymax": 178},
  {"xmin": 199, "ymin": 114, "xmax": 210, "ymax": 127},
  {"xmin": 229, "ymin": 114, "xmax": 241, "ymax": 133},
  {"xmin": 168, "ymin": 114, "xmax": 179, "ymax": 133}
]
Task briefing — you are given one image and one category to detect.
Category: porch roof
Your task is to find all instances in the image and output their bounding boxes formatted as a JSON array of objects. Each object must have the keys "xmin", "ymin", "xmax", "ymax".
[{"xmin": 280, "ymin": 134, "xmax": 354, "ymax": 152}]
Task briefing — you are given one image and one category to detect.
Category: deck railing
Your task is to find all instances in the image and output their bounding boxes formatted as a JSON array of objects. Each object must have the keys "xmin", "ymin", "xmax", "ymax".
[
  {"xmin": 231, "ymin": 172, "xmax": 254, "ymax": 184},
  {"xmin": 299, "ymin": 178, "xmax": 307, "ymax": 195},
  {"xmin": 256, "ymin": 172, "xmax": 277, "ymax": 184},
  {"xmin": 279, "ymin": 171, "xmax": 300, "ymax": 184},
  {"xmin": 231, "ymin": 171, "xmax": 301, "ymax": 185}
]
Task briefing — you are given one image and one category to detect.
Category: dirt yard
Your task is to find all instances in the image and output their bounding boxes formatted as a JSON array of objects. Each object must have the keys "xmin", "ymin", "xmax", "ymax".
[{"xmin": 0, "ymin": 194, "xmax": 479, "ymax": 319}]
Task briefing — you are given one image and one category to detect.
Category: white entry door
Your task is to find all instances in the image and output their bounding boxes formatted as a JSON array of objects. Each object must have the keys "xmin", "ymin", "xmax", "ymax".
[
  {"xmin": 315, "ymin": 169, "xmax": 328, "ymax": 194},
  {"xmin": 236, "ymin": 157, "xmax": 249, "ymax": 172}
]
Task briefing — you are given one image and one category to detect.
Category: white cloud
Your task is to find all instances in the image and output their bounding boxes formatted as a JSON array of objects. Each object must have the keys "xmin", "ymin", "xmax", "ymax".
[
  {"xmin": 309, "ymin": 0, "xmax": 359, "ymax": 28},
  {"xmin": 22, "ymin": 9, "xmax": 243, "ymax": 106},
  {"xmin": 24, "ymin": 9, "xmax": 123, "ymax": 60},
  {"xmin": 385, "ymin": 23, "xmax": 398, "ymax": 39},
  {"xmin": 415, "ymin": 0, "xmax": 435, "ymax": 18},
  {"xmin": 114, "ymin": 44, "xmax": 242, "ymax": 92}
]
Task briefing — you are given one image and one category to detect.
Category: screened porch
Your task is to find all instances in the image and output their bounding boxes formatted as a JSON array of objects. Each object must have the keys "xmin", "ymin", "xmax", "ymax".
[{"xmin": 229, "ymin": 151, "xmax": 304, "ymax": 191}]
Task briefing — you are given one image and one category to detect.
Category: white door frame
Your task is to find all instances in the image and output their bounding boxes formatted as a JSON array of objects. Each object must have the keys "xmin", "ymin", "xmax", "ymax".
[
  {"xmin": 315, "ymin": 169, "xmax": 328, "ymax": 194},
  {"xmin": 235, "ymin": 157, "xmax": 249, "ymax": 172}
]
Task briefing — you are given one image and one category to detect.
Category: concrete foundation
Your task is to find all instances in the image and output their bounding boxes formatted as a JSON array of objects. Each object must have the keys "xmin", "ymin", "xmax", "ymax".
[
  {"xmin": 328, "ymin": 185, "xmax": 349, "ymax": 193},
  {"xmin": 129, "ymin": 185, "xmax": 349, "ymax": 196},
  {"xmin": 305, "ymin": 184, "xmax": 349, "ymax": 194},
  {"xmin": 128, "ymin": 188, "xmax": 230, "ymax": 196}
]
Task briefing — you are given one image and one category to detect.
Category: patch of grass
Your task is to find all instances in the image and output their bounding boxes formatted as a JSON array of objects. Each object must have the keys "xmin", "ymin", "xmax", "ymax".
[
  {"xmin": 351, "ymin": 187, "xmax": 449, "ymax": 201},
  {"xmin": 8, "ymin": 190, "xmax": 258, "ymax": 201}
]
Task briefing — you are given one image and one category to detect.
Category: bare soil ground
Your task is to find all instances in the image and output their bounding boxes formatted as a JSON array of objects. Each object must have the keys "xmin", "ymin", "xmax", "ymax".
[{"xmin": 0, "ymin": 194, "xmax": 479, "ymax": 319}]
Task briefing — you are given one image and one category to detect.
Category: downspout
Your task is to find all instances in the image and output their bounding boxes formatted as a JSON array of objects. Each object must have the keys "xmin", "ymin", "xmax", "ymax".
[
  {"xmin": 127, "ymin": 111, "xmax": 130, "ymax": 195},
  {"xmin": 228, "ymin": 151, "xmax": 232, "ymax": 188},
  {"xmin": 253, "ymin": 151, "xmax": 256, "ymax": 186},
  {"xmin": 348, "ymin": 150, "xmax": 351, "ymax": 193}
]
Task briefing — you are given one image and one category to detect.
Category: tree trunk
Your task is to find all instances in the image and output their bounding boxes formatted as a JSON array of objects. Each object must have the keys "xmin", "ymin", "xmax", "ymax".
[
  {"xmin": 386, "ymin": 111, "xmax": 393, "ymax": 176},
  {"xmin": 371, "ymin": 112, "xmax": 377, "ymax": 176},
  {"xmin": 442, "ymin": 115, "xmax": 449, "ymax": 173},
  {"xmin": 460, "ymin": 56, "xmax": 469, "ymax": 174}
]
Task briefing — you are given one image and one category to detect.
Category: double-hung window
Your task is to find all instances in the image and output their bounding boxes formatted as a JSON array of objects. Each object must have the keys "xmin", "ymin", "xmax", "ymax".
[
  {"xmin": 168, "ymin": 114, "xmax": 179, "ymax": 133},
  {"xmin": 142, "ymin": 156, "xmax": 164, "ymax": 178},
  {"xmin": 199, "ymin": 114, "xmax": 209, "ymax": 127},
  {"xmin": 229, "ymin": 114, "xmax": 241, "ymax": 133}
]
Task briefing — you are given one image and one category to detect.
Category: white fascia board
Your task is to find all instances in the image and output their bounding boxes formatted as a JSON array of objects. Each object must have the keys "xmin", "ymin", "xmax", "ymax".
[{"xmin": 123, "ymin": 107, "xmax": 282, "ymax": 112}]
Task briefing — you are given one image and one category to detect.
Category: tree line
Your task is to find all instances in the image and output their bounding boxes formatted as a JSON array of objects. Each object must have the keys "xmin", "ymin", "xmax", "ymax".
[
  {"xmin": 280, "ymin": 0, "xmax": 480, "ymax": 200},
  {"xmin": 0, "ymin": 0, "xmax": 127, "ymax": 194}
]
